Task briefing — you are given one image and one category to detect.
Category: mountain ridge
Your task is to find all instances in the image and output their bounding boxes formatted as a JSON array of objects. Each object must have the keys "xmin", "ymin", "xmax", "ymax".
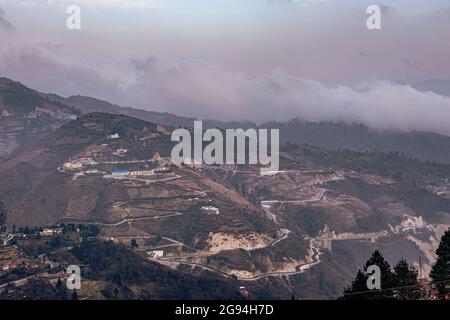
[{"xmin": 3, "ymin": 77, "xmax": 450, "ymax": 164}]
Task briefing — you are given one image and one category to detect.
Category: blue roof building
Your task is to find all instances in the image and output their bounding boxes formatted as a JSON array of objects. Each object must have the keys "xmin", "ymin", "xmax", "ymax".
[{"xmin": 112, "ymin": 170, "xmax": 129, "ymax": 176}]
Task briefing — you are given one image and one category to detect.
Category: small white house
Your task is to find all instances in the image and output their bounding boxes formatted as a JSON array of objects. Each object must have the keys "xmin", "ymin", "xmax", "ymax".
[
  {"xmin": 129, "ymin": 170, "xmax": 154, "ymax": 176},
  {"xmin": 201, "ymin": 206, "xmax": 220, "ymax": 215},
  {"xmin": 107, "ymin": 133, "xmax": 120, "ymax": 140},
  {"xmin": 148, "ymin": 250, "xmax": 164, "ymax": 258}
]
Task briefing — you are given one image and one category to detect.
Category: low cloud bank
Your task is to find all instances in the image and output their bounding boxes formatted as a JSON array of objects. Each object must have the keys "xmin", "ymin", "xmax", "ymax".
[{"xmin": 2, "ymin": 43, "xmax": 450, "ymax": 137}]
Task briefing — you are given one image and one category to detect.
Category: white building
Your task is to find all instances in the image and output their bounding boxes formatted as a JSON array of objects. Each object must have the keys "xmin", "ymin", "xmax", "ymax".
[
  {"xmin": 129, "ymin": 170, "xmax": 154, "ymax": 176},
  {"xmin": 63, "ymin": 157, "xmax": 97, "ymax": 170},
  {"xmin": 107, "ymin": 133, "xmax": 120, "ymax": 140},
  {"xmin": 39, "ymin": 228, "xmax": 63, "ymax": 237},
  {"xmin": 113, "ymin": 148, "xmax": 128, "ymax": 155},
  {"xmin": 112, "ymin": 170, "xmax": 129, "ymax": 176},
  {"xmin": 111, "ymin": 170, "xmax": 154, "ymax": 177},
  {"xmin": 201, "ymin": 206, "xmax": 220, "ymax": 215},
  {"xmin": 148, "ymin": 250, "xmax": 164, "ymax": 258},
  {"xmin": 63, "ymin": 161, "xmax": 83, "ymax": 170}
]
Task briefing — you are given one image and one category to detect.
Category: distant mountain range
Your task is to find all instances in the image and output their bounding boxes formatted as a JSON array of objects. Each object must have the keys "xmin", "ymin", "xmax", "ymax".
[
  {"xmin": 0, "ymin": 78, "xmax": 79, "ymax": 158},
  {"xmin": 261, "ymin": 120, "xmax": 450, "ymax": 164},
  {"xmin": 2, "ymin": 77, "xmax": 450, "ymax": 163},
  {"xmin": 43, "ymin": 93, "xmax": 196, "ymax": 128}
]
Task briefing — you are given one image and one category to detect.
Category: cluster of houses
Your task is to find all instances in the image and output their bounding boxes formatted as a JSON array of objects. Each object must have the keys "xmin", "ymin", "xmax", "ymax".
[
  {"xmin": 427, "ymin": 184, "xmax": 450, "ymax": 198},
  {"xmin": 0, "ymin": 225, "xmax": 82, "ymax": 273},
  {"xmin": 1, "ymin": 249, "xmax": 62, "ymax": 272},
  {"xmin": 0, "ymin": 245, "xmax": 42, "ymax": 272},
  {"xmin": 1, "ymin": 258, "xmax": 42, "ymax": 271}
]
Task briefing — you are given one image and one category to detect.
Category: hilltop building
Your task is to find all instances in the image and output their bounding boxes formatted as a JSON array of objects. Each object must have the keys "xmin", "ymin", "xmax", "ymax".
[{"xmin": 63, "ymin": 157, "xmax": 97, "ymax": 170}]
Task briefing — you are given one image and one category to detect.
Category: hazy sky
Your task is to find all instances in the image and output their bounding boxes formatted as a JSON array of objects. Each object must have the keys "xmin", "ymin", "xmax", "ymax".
[{"xmin": 1, "ymin": 0, "xmax": 450, "ymax": 135}]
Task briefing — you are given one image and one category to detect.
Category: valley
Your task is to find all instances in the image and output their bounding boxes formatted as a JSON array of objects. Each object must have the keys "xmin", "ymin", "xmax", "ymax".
[{"xmin": 0, "ymin": 79, "xmax": 449, "ymax": 299}]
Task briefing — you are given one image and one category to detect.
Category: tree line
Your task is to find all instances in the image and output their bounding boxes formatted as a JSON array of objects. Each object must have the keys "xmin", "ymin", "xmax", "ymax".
[{"xmin": 341, "ymin": 229, "xmax": 450, "ymax": 300}]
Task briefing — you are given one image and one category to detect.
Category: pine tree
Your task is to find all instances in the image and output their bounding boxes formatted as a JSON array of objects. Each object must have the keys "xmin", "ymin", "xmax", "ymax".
[
  {"xmin": 392, "ymin": 258, "xmax": 421, "ymax": 300},
  {"xmin": 55, "ymin": 278, "xmax": 68, "ymax": 300},
  {"xmin": 342, "ymin": 250, "xmax": 395, "ymax": 300},
  {"xmin": 364, "ymin": 250, "xmax": 395, "ymax": 299},
  {"xmin": 430, "ymin": 229, "xmax": 450, "ymax": 300}
]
